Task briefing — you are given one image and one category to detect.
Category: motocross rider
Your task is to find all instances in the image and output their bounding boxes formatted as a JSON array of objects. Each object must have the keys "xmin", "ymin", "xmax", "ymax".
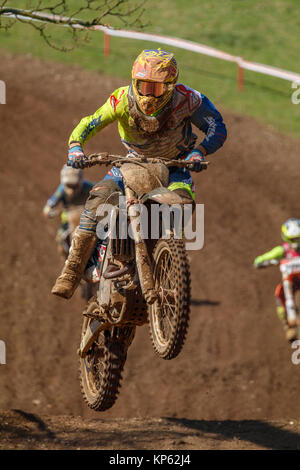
[
  {"xmin": 52, "ymin": 48, "xmax": 227, "ymax": 299},
  {"xmin": 43, "ymin": 165, "xmax": 94, "ymax": 257},
  {"xmin": 254, "ymin": 218, "xmax": 300, "ymax": 341}
]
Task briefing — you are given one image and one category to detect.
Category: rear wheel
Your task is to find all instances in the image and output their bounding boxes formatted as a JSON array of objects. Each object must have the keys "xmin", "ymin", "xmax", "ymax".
[
  {"xmin": 149, "ymin": 237, "xmax": 191, "ymax": 360},
  {"xmin": 79, "ymin": 310, "xmax": 135, "ymax": 411}
]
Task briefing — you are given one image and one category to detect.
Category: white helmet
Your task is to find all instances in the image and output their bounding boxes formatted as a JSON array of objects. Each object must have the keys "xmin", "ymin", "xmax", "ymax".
[
  {"xmin": 281, "ymin": 218, "xmax": 300, "ymax": 249},
  {"xmin": 60, "ymin": 164, "xmax": 83, "ymax": 187}
]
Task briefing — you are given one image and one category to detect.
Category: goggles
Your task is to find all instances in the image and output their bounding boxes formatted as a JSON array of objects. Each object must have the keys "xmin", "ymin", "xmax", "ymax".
[{"xmin": 136, "ymin": 80, "xmax": 167, "ymax": 97}]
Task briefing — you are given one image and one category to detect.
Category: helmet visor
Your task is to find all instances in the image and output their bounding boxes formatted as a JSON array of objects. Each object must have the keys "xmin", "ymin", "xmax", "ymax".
[{"xmin": 136, "ymin": 80, "xmax": 166, "ymax": 97}]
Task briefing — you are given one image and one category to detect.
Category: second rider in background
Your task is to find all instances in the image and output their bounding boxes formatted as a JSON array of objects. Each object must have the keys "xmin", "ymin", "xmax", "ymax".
[
  {"xmin": 254, "ymin": 218, "xmax": 300, "ymax": 341},
  {"xmin": 43, "ymin": 165, "xmax": 94, "ymax": 259}
]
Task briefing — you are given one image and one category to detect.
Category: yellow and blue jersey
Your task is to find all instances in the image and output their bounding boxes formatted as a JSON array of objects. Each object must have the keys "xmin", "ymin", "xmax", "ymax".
[{"xmin": 69, "ymin": 84, "xmax": 227, "ymax": 159}]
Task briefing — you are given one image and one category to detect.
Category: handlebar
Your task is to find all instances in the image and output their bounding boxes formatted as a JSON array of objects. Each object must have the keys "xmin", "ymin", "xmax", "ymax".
[{"xmin": 67, "ymin": 153, "xmax": 210, "ymax": 170}]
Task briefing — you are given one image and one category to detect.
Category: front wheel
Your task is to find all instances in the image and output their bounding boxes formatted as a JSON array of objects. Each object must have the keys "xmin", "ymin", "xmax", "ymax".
[
  {"xmin": 79, "ymin": 306, "xmax": 135, "ymax": 411},
  {"xmin": 149, "ymin": 237, "xmax": 191, "ymax": 360}
]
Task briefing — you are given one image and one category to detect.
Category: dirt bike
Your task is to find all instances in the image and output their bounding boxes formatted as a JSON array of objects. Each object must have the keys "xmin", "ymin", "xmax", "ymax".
[
  {"xmin": 257, "ymin": 258, "xmax": 300, "ymax": 341},
  {"xmin": 77, "ymin": 152, "xmax": 208, "ymax": 411}
]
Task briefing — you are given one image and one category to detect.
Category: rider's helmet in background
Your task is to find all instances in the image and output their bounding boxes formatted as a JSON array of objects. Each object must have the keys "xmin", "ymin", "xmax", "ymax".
[
  {"xmin": 281, "ymin": 218, "xmax": 300, "ymax": 250},
  {"xmin": 60, "ymin": 164, "xmax": 83, "ymax": 195},
  {"xmin": 131, "ymin": 48, "xmax": 178, "ymax": 116}
]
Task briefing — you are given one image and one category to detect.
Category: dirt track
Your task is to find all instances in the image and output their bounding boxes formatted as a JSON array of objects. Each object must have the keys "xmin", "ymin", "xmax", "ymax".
[
  {"xmin": 1, "ymin": 410, "xmax": 300, "ymax": 450},
  {"xmin": 1, "ymin": 50, "xmax": 300, "ymax": 450}
]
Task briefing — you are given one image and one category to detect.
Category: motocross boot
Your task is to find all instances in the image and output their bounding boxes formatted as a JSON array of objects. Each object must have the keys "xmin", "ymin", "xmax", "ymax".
[
  {"xmin": 51, "ymin": 229, "xmax": 97, "ymax": 299},
  {"xmin": 279, "ymin": 311, "xmax": 298, "ymax": 342},
  {"xmin": 285, "ymin": 326, "xmax": 297, "ymax": 342}
]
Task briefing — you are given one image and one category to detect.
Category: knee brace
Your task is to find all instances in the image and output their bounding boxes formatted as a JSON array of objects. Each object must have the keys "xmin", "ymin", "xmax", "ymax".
[
  {"xmin": 86, "ymin": 180, "xmax": 122, "ymax": 213},
  {"xmin": 79, "ymin": 208, "xmax": 98, "ymax": 233},
  {"xmin": 80, "ymin": 179, "xmax": 122, "ymax": 234}
]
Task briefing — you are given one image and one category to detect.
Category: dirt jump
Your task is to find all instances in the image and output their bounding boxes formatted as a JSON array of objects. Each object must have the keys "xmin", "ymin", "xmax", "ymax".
[{"xmin": 0, "ymin": 50, "xmax": 300, "ymax": 450}]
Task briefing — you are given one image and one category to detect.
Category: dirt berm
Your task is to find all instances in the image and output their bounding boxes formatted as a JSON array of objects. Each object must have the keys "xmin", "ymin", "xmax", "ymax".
[{"xmin": 0, "ymin": 51, "xmax": 300, "ymax": 450}]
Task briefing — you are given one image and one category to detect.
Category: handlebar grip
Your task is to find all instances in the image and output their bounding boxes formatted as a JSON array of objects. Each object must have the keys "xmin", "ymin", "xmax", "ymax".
[
  {"xmin": 185, "ymin": 161, "xmax": 209, "ymax": 172},
  {"xmin": 66, "ymin": 160, "xmax": 99, "ymax": 169},
  {"xmin": 254, "ymin": 263, "xmax": 265, "ymax": 269}
]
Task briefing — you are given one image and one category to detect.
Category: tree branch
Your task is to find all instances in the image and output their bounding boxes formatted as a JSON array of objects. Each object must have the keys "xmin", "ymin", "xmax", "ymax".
[{"xmin": 0, "ymin": 1, "xmax": 148, "ymax": 51}]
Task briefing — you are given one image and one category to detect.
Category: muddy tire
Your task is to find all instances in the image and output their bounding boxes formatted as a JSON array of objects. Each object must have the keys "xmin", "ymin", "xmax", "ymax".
[
  {"xmin": 79, "ymin": 317, "xmax": 134, "ymax": 411},
  {"xmin": 149, "ymin": 237, "xmax": 191, "ymax": 360}
]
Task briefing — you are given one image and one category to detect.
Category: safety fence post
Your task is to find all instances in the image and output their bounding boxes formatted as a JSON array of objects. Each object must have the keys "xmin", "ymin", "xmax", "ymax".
[
  {"xmin": 104, "ymin": 32, "xmax": 110, "ymax": 57},
  {"xmin": 237, "ymin": 59, "xmax": 244, "ymax": 91}
]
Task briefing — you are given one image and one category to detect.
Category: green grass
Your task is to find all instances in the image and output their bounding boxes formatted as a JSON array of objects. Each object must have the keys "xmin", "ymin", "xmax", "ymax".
[{"xmin": 1, "ymin": 0, "xmax": 300, "ymax": 137}]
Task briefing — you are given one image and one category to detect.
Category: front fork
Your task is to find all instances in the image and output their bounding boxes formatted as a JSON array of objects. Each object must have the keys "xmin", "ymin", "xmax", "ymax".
[{"xmin": 124, "ymin": 186, "xmax": 158, "ymax": 304}]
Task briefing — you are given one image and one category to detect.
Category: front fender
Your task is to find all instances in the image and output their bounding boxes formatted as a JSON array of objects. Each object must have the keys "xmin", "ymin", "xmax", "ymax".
[{"xmin": 140, "ymin": 187, "xmax": 189, "ymax": 205}]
